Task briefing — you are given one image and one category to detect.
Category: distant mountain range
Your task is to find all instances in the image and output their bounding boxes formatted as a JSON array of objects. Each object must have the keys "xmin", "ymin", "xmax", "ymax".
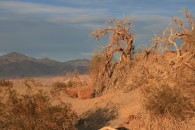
[{"xmin": 0, "ymin": 52, "xmax": 90, "ymax": 79}]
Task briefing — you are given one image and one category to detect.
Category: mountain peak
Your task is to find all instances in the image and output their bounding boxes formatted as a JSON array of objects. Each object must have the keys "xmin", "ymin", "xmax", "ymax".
[
  {"xmin": 37, "ymin": 57, "xmax": 59, "ymax": 65},
  {"xmin": 0, "ymin": 52, "xmax": 90, "ymax": 78},
  {"xmin": 0, "ymin": 52, "xmax": 33, "ymax": 62},
  {"xmin": 6, "ymin": 52, "xmax": 27, "ymax": 57},
  {"xmin": 9, "ymin": 52, "xmax": 21, "ymax": 55}
]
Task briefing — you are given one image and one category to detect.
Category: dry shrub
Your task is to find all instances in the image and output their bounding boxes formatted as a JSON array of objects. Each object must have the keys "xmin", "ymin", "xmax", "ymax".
[
  {"xmin": 0, "ymin": 79, "xmax": 13, "ymax": 87},
  {"xmin": 53, "ymin": 72, "xmax": 94, "ymax": 99},
  {"xmin": 88, "ymin": 8, "xmax": 195, "ymax": 129},
  {"xmin": 65, "ymin": 72, "xmax": 83, "ymax": 87},
  {"xmin": 90, "ymin": 18, "xmax": 136, "ymax": 96},
  {"xmin": 90, "ymin": 8, "xmax": 194, "ymax": 96},
  {"xmin": 52, "ymin": 72, "xmax": 82, "ymax": 92},
  {"xmin": 90, "ymin": 48, "xmax": 157, "ymax": 96},
  {"xmin": 24, "ymin": 78, "xmax": 43, "ymax": 87},
  {"xmin": 53, "ymin": 81, "xmax": 68, "ymax": 91},
  {"xmin": 91, "ymin": 54, "xmax": 132, "ymax": 96},
  {"xmin": 0, "ymin": 87, "xmax": 78, "ymax": 130},
  {"xmin": 145, "ymin": 115, "xmax": 190, "ymax": 130},
  {"xmin": 142, "ymin": 84, "xmax": 195, "ymax": 130},
  {"xmin": 143, "ymin": 84, "xmax": 194, "ymax": 120},
  {"xmin": 89, "ymin": 51, "xmax": 104, "ymax": 75}
]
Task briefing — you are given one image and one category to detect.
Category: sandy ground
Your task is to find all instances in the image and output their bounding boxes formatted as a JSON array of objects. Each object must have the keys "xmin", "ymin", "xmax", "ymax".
[{"xmin": 9, "ymin": 75, "xmax": 195, "ymax": 130}]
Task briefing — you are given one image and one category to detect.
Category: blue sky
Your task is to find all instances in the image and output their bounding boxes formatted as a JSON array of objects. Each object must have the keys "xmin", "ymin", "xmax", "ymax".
[{"xmin": 0, "ymin": 0, "xmax": 194, "ymax": 61}]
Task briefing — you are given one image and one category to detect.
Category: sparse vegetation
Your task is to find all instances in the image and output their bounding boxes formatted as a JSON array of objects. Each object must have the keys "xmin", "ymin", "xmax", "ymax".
[
  {"xmin": 0, "ymin": 87, "xmax": 78, "ymax": 130},
  {"xmin": 53, "ymin": 81, "xmax": 68, "ymax": 91},
  {"xmin": 89, "ymin": 51, "xmax": 104, "ymax": 75},
  {"xmin": 90, "ymin": 8, "xmax": 195, "ymax": 129},
  {"xmin": 53, "ymin": 72, "xmax": 83, "ymax": 92},
  {"xmin": 91, "ymin": 18, "xmax": 137, "ymax": 96},
  {"xmin": 141, "ymin": 8, "xmax": 195, "ymax": 123},
  {"xmin": 0, "ymin": 79, "xmax": 13, "ymax": 87},
  {"xmin": 143, "ymin": 84, "xmax": 194, "ymax": 120},
  {"xmin": 0, "ymin": 8, "xmax": 194, "ymax": 130}
]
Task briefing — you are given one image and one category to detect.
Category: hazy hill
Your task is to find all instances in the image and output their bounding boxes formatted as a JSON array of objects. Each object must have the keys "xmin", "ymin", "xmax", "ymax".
[
  {"xmin": 0, "ymin": 52, "xmax": 90, "ymax": 78},
  {"xmin": 65, "ymin": 59, "xmax": 90, "ymax": 66},
  {"xmin": 0, "ymin": 52, "xmax": 34, "ymax": 66}
]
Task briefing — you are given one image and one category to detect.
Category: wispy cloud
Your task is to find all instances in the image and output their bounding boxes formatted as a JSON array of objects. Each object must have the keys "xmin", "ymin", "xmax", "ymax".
[
  {"xmin": 0, "ymin": 1, "xmax": 108, "ymax": 25},
  {"xmin": 0, "ymin": 1, "xmax": 106, "ymax": 14}
]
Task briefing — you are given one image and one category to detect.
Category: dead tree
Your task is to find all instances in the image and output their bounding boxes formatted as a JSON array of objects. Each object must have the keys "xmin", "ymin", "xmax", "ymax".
[
  {"xmin": 152, "ymin": 8, "xmax": 194, "ymax": 58},
  {"xmin": 90, "ymin": 18, "xmax": 135, "ymax": 95},
  {"xmin": 91, "ymin": 18, "xmax": 134, "ymax": 64},
  {"xmin": 151, "ymin": 8, "xmax": 195, "ymax": 79}
]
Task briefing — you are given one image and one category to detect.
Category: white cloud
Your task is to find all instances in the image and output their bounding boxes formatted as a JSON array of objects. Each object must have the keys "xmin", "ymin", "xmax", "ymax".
[
  {"xmin": 0, "ymin": 1, "xmax": 102, "ymax": 14},
  {"xmin": 0, "ymin": 1, "xmax": 109, "ymax": 25}
]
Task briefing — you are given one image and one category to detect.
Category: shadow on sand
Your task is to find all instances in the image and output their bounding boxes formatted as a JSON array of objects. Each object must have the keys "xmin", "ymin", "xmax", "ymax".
[{"xmin": 76, "ymin": 102, "xmax": 118, "ymax": 130}]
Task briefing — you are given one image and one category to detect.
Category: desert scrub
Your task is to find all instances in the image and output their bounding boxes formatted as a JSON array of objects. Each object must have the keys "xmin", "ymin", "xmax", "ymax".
[
  {"xmin": 53, "ymin": 74, "xmax": 83, "ymax": 92},
  {"xmin": 0, "ymin": 89, "xmax": 78, "ymax": 130},
  {"xmin": 89, "ymin": 51, "xmax": 105, "ymax": 75},
  {"xmin": 0, "ymin": 79, "xmax": 13, "ymax": 87},
  {"xmin": 143, "ymin": 84, "xmax": 195, "ymax": 121},
  {"xmin": 53, "ymin": 81, "xmax": 69, "ymax": 91}
]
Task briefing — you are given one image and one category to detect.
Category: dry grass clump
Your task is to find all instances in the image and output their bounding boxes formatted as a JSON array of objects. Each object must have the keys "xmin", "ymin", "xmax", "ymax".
[
  {"xmin": 52, "ymin": 72, "xmax": 94, "ymax": 99},
  {"xmin": 89, "ymin": 51, "xmax": 104, "ymax": 75},
  {"xmin": 52, "ymin": 72, "xmax": 83, "ymax": 92},
  {"xmin": 0, "ymin": 79, "xmax": 13, "ymax": 87},
  {"xmin": 143, "ymin": 84, "xmax": 195, "ymax": 121},
  {"xmin": 53, "ymin": 81, "xmax": 68, "ymax": 91},
  {"xmin": 90, "ymin": 51, "xmax": 134, "ymax": 96},
  {"xmin": 0, "ymin": 87, "xmax": 78, "ymax": 130},
  {"xmin": 141, "ymin": 84, "xmax": 195, "ymax": 130},
  {"xmin": 24, "ymin": 78, "xmax": 43, "ymax": 87}
]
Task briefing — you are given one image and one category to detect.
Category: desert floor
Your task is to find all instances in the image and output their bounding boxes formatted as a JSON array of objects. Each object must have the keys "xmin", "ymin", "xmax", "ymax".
[{"xmin": 10, "ymin": 75, "xmax": 195, "ymax": 130}]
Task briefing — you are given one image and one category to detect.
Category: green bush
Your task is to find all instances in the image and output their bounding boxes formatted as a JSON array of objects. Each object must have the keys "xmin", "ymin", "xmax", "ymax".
[
  {"xmin": 143, "ymin": 84, "xmax": 195, "ymax": 121},
  {"xmin": 0, "ymin": 89, "xmax": 78, "ymax": 130}
]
